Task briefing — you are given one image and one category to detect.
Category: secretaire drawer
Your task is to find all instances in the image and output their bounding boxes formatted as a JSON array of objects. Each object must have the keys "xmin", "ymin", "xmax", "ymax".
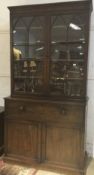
[{"xmin": 5, "ymin": 98, "xmax": 85, "ymax": 124}]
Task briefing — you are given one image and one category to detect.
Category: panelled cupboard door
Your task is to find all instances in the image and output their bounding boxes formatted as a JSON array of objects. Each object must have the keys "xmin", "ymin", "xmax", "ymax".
[
  {"xmin": 42, "ymin": 123, "xmax": 84, "ymax": 169},
  {"xmin": 5, "ymin": 120, "xmax": 40, "ymax": 162}
]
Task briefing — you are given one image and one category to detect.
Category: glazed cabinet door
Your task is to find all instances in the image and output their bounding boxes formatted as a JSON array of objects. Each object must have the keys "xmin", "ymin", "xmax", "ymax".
[
  {"xmin": 5, "ymin": 119, "xmax": 40, "ymax": 163},
  {"xmin": 49, "ymin": 14, "xmax": 88, "ymax": 98},
  {"xmin": 12, "ymin": 16, "xmax": 46, "ymax": 95},
  {"xmin": 42, "ymin": 123, "xmax": 84, "ymax": 169}
]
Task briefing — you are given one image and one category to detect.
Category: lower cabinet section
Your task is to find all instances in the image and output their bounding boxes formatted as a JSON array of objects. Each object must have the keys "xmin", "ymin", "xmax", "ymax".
[
  {"xmin": 4, "ymin": 98, "xmax": 85, "ymax": 175},
  {"xmin": 4, "ymin": 121, "xmax": 85, "ymax": 173}
]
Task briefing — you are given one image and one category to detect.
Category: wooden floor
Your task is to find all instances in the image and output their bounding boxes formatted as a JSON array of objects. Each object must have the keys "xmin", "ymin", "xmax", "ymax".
[{"xmin": 0, "ymin": 158, "xmax": 94, "ymax": 175}]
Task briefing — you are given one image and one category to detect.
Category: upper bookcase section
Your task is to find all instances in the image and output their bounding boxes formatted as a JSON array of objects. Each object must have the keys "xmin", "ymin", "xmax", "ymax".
[{"xmin": 8, "ymin": 0, "xmax": 93, "ymax": 98}]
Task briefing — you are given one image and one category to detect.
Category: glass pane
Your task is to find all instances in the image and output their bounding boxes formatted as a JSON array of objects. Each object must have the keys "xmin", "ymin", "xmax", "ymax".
[
  {"xmin": 51, "ymin": 16, "xmax": 67, "ymax": 42},
  {"xmin": 68, "ymin": 15, "xmax": 85, "ymax": 42},
  {"xmin": 69, "ymin": 44, "xmax": 84, "ymax": 60},
  {"xmin": 51, "ymin": 15, "xmax": 86, "ymax": 43},
  {"xmin": 63, "ymin": 80, "xmax": 84, "ymax": 97},
  {"xmin": 12, "ymin": 16, "xmax": 45, "ymax": 94},
  {"xmin": 14, "ymin": 60, "xmax": 43, "ymax": 93},
  {"xmin": 13, "ymin": 18, "xmax": 27, "ymax": 44},
  {"xmin": 50, "ymin": 14, "xmax": 86, "ymax": 97},
  {"xmin": 29, "ymin": 17, "xmax": 44, "ymax": 44},
  {"xmin": 29, "ymin": 45, "xmax": 44, "ymax": 59},
  {"xmin": 51, "ymin": 45, "xmax": 67, "ymax": 60},
  {"xmin": 50, "ymin": 54, "xmax": 85, "ymax": 97}
]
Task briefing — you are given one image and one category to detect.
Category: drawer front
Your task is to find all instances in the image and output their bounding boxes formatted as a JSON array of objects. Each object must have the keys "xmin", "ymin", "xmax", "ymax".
[{"xmin": 5, "ymin": 99, "xmax": 84, "ymax": 124}]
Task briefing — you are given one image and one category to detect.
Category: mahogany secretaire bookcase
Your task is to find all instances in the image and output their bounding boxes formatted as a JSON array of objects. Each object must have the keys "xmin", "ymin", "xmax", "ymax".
[{"xmin": 4, "ymin": 0, "xmax": 92, "ymax": 174}]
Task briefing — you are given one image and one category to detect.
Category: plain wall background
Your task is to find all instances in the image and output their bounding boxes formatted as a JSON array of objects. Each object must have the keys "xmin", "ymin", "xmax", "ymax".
[{"xmin": 0, "ymin": 0, "xmax": 94, "ymax": 157}]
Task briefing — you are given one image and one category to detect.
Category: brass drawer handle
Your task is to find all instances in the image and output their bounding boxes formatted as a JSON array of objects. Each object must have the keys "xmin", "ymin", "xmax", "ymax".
[
  {"xmin": 19, "ymin": 105, "xmax": 25, "ymax": 111},
  {"xmin": 61, "ymin": 109, "xmax": 65, "ymax": 115},
  {"xmin": 59, "ymin": 108, "xmax": 66, "ymax": 115}
]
